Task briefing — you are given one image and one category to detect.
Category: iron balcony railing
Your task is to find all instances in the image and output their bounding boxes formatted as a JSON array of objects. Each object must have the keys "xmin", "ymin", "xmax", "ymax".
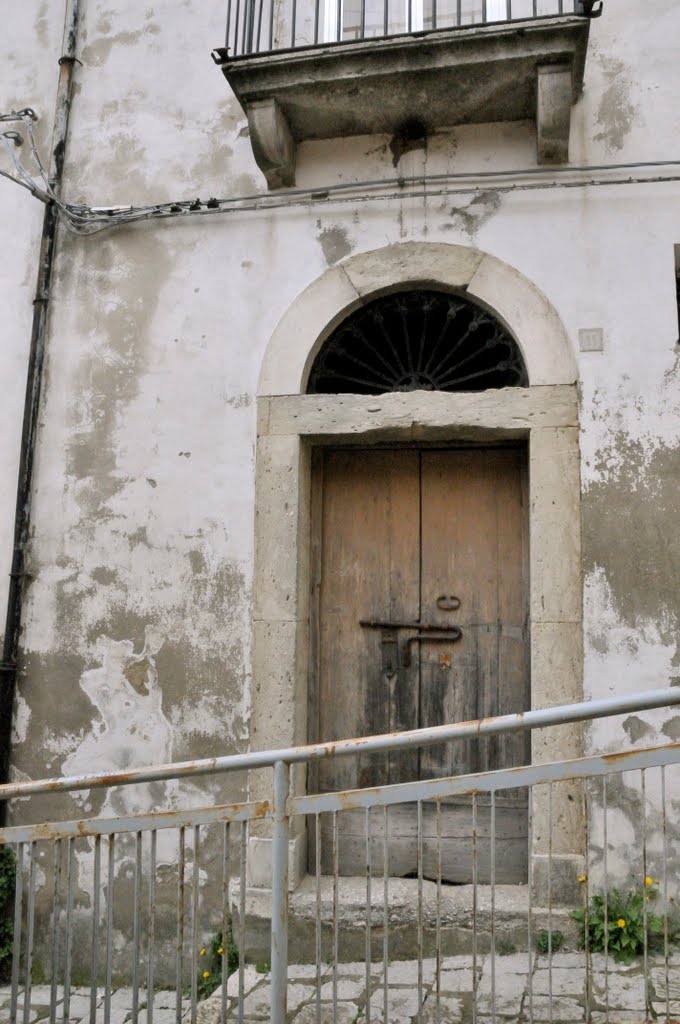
[
  {"xmin": 223, "ymin": 0, "xmax": 601, "ymax": 59},
  {"xmin": 0, "ymin": 686, "xmax": 678, "ymax": 1024}
]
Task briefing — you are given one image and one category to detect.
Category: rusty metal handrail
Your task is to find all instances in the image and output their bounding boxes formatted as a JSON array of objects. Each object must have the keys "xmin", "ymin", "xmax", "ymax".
[{"xmin": 1, "ymin": 687, "xmax": 679, "ymax": 801}]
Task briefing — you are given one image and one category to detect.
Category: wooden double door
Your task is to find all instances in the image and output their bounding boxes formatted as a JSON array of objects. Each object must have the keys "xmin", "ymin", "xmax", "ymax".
[{"xmin": 309, "ymin": 447, "xmax": 530, "ymax": 883}]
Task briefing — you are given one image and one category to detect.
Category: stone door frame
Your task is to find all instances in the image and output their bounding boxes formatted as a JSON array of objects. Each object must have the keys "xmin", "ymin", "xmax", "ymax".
[{"xmin": 250, "ymin": 242, "xmax": 583, "ymax": 900}]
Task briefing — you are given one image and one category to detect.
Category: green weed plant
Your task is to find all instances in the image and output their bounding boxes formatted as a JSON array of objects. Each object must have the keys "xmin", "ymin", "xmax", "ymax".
[
  {"xmin": 571, "ymin": 878, "xmax": 672, "ymax": 965},
  {"xmin": 196, "ymin": 926, "xmax": 239, "ymax": 1000}
]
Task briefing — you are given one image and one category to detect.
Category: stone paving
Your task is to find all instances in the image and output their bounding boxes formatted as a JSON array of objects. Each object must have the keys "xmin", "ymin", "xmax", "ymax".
[
  {"xmin": 196, "ymin": 952, "xmax": 680, "ymax": 1024},
  {"xmin": 2, "ymin": 953, "xmax": 679, "ymax": 1024},
  {"xmin": 0, "ymin": 986, "xmax": 189, "ymax": 1024}
]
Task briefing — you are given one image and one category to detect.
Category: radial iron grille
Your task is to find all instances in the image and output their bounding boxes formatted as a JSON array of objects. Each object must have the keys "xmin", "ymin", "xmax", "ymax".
[{"xmin": 307, "ymin": 290, "xmax": 528, "ymax": 395}]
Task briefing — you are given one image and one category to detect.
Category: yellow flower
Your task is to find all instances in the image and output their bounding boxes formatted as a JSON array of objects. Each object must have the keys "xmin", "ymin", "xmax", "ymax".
[
  {"xmin": 578, "ymin": 875, "xmax": 587, "ymax": 884},
  {"xmin": 203, "ymin": 971, "xmax": 210, "ymax": 978},
  {"xmin": 217, "ymin": 947, "xmax": 224, "ymax": 955},
  {"xmin": 617, "ymin": 918, "xmax": 626, "ymax": 929},
  {"xmin": 644, "ymin": 876, "xmax": 659, "ymax": 887},
  {"xmin": 200, "ymin": 949, "xmax": 206, "ymax": 956}
]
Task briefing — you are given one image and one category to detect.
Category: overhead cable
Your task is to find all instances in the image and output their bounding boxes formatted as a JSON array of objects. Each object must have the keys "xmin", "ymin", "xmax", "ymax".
[{"xmin": 2, "ymin": 108, "xmax": 680, "ymax": 235}]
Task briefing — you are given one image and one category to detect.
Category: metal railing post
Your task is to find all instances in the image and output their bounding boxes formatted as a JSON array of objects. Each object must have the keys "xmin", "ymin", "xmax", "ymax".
[{"xmin": 270, "ymin": 760, "xmax": 290, "ymax": 1024}]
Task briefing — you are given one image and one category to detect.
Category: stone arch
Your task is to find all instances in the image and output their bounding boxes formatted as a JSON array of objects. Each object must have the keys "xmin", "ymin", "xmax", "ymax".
[{"xmin": 257, "ymin": 242, "xmax": 577, "ymax": 397}]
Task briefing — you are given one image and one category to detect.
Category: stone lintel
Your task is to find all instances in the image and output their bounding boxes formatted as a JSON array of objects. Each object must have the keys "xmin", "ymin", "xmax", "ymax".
[{"xmin": 262, "ymin": 387, "xmax": 579, "ymax": 439}]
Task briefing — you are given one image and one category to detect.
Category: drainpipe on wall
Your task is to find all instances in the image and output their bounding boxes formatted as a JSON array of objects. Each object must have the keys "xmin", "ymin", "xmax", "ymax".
[{"xmin": 0, "ymin": 0, "xmax": 80, "ymax": 810}]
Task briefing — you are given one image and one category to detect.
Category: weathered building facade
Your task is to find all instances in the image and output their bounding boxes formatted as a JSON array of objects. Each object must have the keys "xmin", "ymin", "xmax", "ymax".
[{"xmin": 2, "ymin": 0, "xmax": 680, "ymax": 947}]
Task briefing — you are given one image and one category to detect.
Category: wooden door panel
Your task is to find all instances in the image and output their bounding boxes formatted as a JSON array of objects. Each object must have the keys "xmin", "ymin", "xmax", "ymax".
[
  {"xmin": 418, "ymin": 449, "xmax": 529, "ymax": 881},
  {"xmin": 313, "ymin": 447, "xmax": 529, "ymax": 883},
  {"xmin": 316, "ymin": 450, "xmax": 420, "ymax": 792},
  {"xmin": 419, "ymin": 450, "xmax": 529, "ymax": 779}
]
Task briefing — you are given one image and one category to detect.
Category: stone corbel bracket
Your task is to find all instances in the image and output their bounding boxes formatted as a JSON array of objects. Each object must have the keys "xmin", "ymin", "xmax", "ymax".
[
  {"xmin": 246, "ymin": 97, "xmax": 296, "ymax": 189},
  {"xmin": 536, "ymin": 63, "xmax": 574, "ymax": 165}
]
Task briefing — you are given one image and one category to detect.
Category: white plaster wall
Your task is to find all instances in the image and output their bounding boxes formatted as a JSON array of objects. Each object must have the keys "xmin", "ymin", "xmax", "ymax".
[{"xmin": 0, "ymin": 0, "xmax": 678, "ymax": 886}]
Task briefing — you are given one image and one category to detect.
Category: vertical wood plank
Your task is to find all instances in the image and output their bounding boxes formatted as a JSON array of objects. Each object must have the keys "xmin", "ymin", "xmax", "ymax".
[
  {"xmin": 420, "ymin": 450, "xmax": 499, "ymax": 779},
  {"xmin": 315, "ymin": 449, "xmax": 420, "ymax": 794},
  {"xmin": 495, "ymin": 450, "xmax": 531, "ymax": 774},
  {"xmin": 419, "ymin": 448, "xmax": 529, "ymax": 883}
]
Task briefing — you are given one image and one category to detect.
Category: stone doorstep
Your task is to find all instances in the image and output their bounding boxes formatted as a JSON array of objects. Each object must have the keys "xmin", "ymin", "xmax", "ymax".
[{"xmin": 236, "ymin": 875, "xmax": 579, "ymax": 963}]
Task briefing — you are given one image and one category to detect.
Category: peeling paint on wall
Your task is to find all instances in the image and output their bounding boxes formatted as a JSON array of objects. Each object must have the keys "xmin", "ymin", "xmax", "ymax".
[
  {"xmin": 587, "ymin": 769, "xmax": 680, "ymax": 893},
  {"xmin": 10, "ymin": 694, "xmax": 30, "ymax": 745}
]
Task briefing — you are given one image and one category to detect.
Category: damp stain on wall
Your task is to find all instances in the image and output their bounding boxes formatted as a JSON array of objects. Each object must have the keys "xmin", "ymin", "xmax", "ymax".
[
  {"xmin": 10, "ymin": 220, "xmax": 253, "ymax": 821},
  {"xmin": 593, "ymin": 55, "xmax": 638, "ymax": 153},
  {"xmin": 80, "ymin": 22, "xmax": 161, "ymax": 68},
  {"xmin": 444, "ymin": 191, "xmax": 502, "ymax": 239},
  {"xmin": 316, "ymin": 224, "xmax": 354, "ymax": 266},
  {"xmin": 583, "ymin": 433, "xmax": 680, "ymax": 653}
]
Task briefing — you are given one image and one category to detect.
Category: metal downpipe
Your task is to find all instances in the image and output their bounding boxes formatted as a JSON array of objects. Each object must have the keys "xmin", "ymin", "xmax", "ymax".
[{"xmin": 0, "ymin": 0, "xmax": 80, "ymax": 807}]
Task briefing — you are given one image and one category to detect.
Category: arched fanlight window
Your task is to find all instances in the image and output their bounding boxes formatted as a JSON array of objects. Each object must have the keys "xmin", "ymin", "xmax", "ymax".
[{"xmin": 307, "ymin": 289, "xmax": 528, "ymax": 395}]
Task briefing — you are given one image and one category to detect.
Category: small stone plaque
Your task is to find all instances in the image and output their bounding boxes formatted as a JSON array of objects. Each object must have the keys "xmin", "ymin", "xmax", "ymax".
[{"xmin": 579, "ymin": 328, "xmax": 604, "ymax": 352}]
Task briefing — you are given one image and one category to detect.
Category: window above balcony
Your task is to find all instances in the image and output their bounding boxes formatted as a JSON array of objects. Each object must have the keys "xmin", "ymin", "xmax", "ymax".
[{"xmin": 212, "ymin": 1, "xmax": 600, "ymax": 188}]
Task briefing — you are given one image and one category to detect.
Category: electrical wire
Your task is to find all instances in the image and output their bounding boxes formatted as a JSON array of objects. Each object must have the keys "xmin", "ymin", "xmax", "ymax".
[{"xmin": 2, "ymin": 108, "xmax": 680, "ymax": 235}]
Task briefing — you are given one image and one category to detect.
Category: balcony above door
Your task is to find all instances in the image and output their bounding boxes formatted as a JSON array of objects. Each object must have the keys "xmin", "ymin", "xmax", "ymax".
[{"xmin": 212, "ymin": 1, "xmax": 601, "ymax": 188}]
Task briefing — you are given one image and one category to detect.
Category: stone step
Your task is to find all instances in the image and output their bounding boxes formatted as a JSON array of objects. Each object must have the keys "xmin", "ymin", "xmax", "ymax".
[{"xmin": 232, "ymin": 876, "xmax": 580, "ymax": 963}]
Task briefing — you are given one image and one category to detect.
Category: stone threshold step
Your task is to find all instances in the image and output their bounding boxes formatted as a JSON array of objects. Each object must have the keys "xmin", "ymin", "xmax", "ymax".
[{"xmin": 232, "ymin": 876, "xmax": 580, "ymax": 963}]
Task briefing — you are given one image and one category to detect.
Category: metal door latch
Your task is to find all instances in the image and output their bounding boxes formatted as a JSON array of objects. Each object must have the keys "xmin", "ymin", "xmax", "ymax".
[
  {"xmin": 402, "ymin": 629, "xmax": 462, "ymax": 667},
  {"xmin": 360, "ymin": 613, "xmax": 462, "ymax": 669}
]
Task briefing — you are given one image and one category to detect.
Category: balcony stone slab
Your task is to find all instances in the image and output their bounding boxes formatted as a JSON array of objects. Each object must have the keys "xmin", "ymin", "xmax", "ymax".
[{"xmin": 215, "ymin": 16, "xmax": 591, "ymax": 187}]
